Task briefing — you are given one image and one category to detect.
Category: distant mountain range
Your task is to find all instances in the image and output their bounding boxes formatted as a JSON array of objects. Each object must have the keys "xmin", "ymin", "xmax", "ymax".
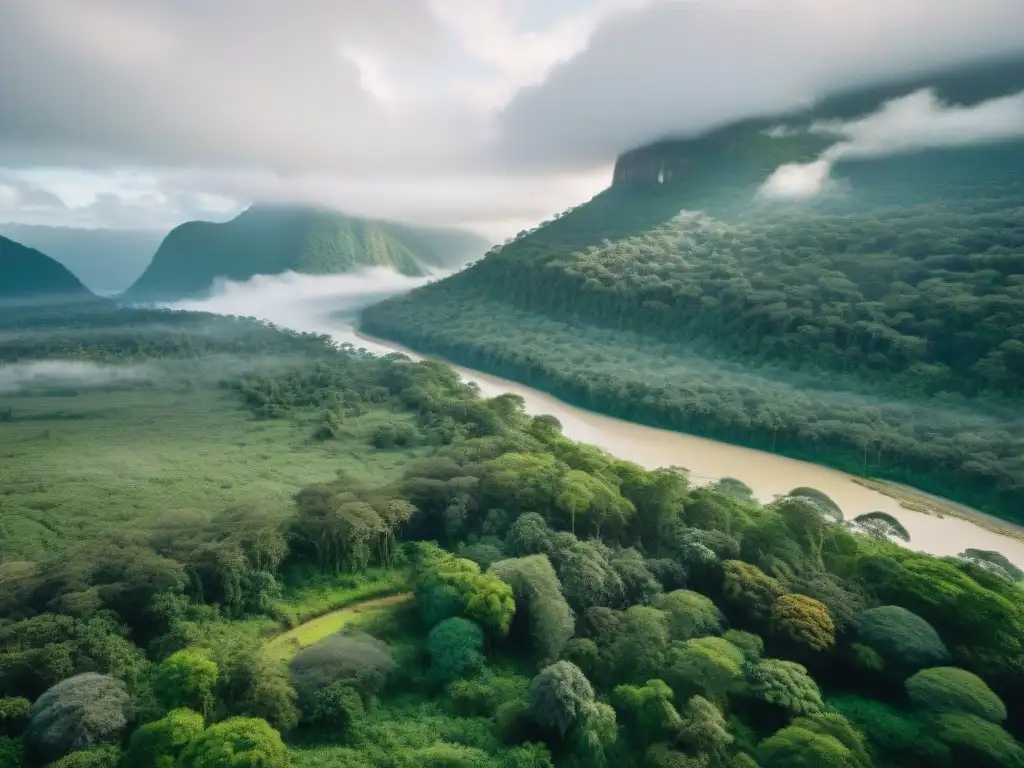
[
  {"xmin": 0, "ymin": 224, "xmax": 166, "ymax": 295},
  {"xmin": 0, "ymin": 235, "xmax": 94, "ymax": 301},
  {"xmin": 123, "ymin": 205, "xmax": 490, "ymax": 301}
]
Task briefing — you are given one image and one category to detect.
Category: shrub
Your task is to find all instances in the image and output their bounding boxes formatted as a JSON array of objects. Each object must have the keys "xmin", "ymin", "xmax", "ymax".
[
  {"xmin": 853, "ymin": 606, "xmax": 949, "ymax": 673},
  {"xmin": 27, "ymin": 673, "xmax": 132, "ymax": 762},
  {"xmin": 905, "ymin": 667, "xmax": 1006, "ymax": 723}
]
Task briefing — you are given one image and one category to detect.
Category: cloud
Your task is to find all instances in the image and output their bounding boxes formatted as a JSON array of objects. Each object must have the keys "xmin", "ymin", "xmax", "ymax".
[
  {"xmin": 760, "ymin": 87, "xmax": 1024, "ymax": 198},
  {"xmin": 497, "ymin": 0, "xmax": 1024, "ymax": 171},
  {"xmin": 0, "ymin": 175, "xmax": 67, "ymax": 217},
  {"xmin": 1, "ymin": 0, "xmax": 1023, "ymax": 234}
]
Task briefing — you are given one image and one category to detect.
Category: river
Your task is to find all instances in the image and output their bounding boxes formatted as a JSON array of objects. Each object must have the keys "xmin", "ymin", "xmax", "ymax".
[{"xmin": 168, "ymin": 270, "xmax": 1024, "ymax": 568}]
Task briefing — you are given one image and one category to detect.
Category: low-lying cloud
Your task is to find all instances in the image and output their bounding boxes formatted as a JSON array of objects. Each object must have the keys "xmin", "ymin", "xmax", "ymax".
[
  {"xmin": 164, "ymin": 269, "xmax": 436, "ymax": 350},
  {"xmin": 0, "ymin": 360, "xmax": 153, "ymax": 394},
  {"xmin": 760, "ymin": 87, "xmax": 1024, "ymax": 199}
]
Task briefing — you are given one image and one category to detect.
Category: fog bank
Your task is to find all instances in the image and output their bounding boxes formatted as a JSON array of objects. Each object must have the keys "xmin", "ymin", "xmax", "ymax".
[
  {"xmin": 164, "ymin": 269, "xmax": 437, "ymax": 346},
  {"xmin": 0, "ymin": 360, "xmax": 153, "ymax": 394}
]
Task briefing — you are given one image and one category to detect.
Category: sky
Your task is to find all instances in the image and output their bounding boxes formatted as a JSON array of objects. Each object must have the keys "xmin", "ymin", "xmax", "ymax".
[{"xmin": 0, "ymin": 0, "xmax": 1022, "ymax": 240}]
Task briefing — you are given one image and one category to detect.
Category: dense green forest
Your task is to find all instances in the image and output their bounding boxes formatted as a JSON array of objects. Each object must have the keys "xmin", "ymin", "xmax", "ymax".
[
  {"xmin": 3, "ymin": 303, "xmax": 1024, "ymax": 767},
  {"xmin": 0, "ymin": 236, "xmax": 93, "ymax": 300},
  {"xmin": 124, "ymin": 205, "xmax": 488, "ymax": 301},
  {"xmin": 362, "ymin": 130, "xmax": 1024, "ymax": 521}
]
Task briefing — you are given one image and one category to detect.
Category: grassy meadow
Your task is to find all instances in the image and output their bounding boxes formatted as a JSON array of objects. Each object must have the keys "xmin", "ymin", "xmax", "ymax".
[{"xmin": 0, "ymin": 380, "xmax": 420, "ymax": 560}]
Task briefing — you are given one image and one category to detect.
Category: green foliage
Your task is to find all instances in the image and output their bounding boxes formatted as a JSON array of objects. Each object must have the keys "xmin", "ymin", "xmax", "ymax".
[
  {"xmin": 830, "ymin": 694, "xmax": 951, "ymax": 766},
  {"xmin": 677, "ymin": 695, "xmax": 733, "ymax": 760},
  {"xmin": 905, "ymin": 666, "xmax": 1007, "ymax": 723},
  {"xmin": 0, "ymin": 699, "xmax": 29, "ymax": 737},
  {"xmin": 721, "ymin": 631, "xmax": 763, "ymax": 663},
  {"xmin": 123, "ymin": 708, "xmax": 205, "ymax": 768},
  {"xmin": 47, "ymin": 745, "xmax": 121, "ymax": 768},
  {"xmin": 153, "ymin": 649, "xmax": 218, "ymax": 716},
  {"xmin": 427, "ymin": 618, "xmax": 485, "ymax": 684},
  {"xmin": 415, "ymin": 544, "xmax": 516, "ymax": 636},
  {"xmin": 853, "ymin": 512, "xmax": 911, "ymax": 543},
  {"xmin": 0, "ymin": 736, "xmax": 24, "ymax": 768},
  {"xmin": 770, "ymin": 594, "xmax": 835, "ymax": 652},
  {"xmin": 27, "ymin": 673, "xmax": 132, "ymax": 762},
  {"xmin": 935, "ymin": 713, "xmax": 1024, "ymax": 768},
  {"xmin": 744, "ymin": 659, "xmax": 824, "ymax": 717},
  {"xmin": 290, "ymin": 632, "xmax": 393, "ymax": 711},
  {"xmin": 757, "ymin": 724, "xmax": 861, "ymax": 768},
  {"xmin": 655, "ymin": 590, "xmax": 723, "ymax": 641},
  {"xmin": 612, "ymin": 679, "xmax": 680, "ymax": 746},
  {"xmin": 526, "ymin": 661, "xmax": 595, "ymax": 737},
  {"xmin": 853, "ymin": 605, "xmax": 949, "ymax": 673},
  {"xmin": 722, "ymin": 561, "xmax": 787, "ymax": 622},
  {"xmin": 606, "ymin": 606, "xmax": 670, "ymax": 684},
  {"xmin": 665, "ymin": 637, "xmax": 744, "ymax": 706},
  {"xmin": 489, "ymin": 555, "xmax": 574, "ymax": 664},
  {"xmin": 213, "ymin": 640, "xmax": 300, "ymax": 732},
  {"xmin": 177, "ymin": 716, "xmax": 289, "ymax": 768},
  {"xmin": 309, "ymin": 682, "xmax": 363, "ymax": 733}
]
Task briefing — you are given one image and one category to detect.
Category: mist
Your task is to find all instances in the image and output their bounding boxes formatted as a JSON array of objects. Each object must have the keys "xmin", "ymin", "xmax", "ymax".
[
  {"xmin": 0, "ymin": 360, "xmax": 154, "ymax": 395},
  {"xmin": 760, "ymin": 86, "xmax": 1024, "ymax": 199},
  {"xmin": 164, "ymin": 268, "xmax": 437, "ymax": 349}
]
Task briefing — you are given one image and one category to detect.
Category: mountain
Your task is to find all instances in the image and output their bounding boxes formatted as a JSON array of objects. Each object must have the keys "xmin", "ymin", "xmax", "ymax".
[
  {"xmin": 0, "ymin": 224, "xmax": 166, "ymax": 295},
  {"xmin": 123, "ymin": 205, "xmax": 490, "ymax": 301},
  {"xmin": 362, "ymin": 55, "xmax": 1024, "ymax": 521},
  {"xmin": 0, "ymin": 235, "xmax": 94, "ymax": 301}
]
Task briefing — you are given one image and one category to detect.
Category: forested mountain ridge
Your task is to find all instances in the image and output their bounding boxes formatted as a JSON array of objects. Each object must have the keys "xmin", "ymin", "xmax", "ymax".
[
  {"xmin": 362, "ymin": 57, "xmax": 1024, "ymax": 521},
  {"xmin": 124, "ymin": 205, "xmax": 489, "ymax": 301},
  {"xmin": 0, "ymin": 234, "xmax": 94, "ymax": 300},
  {"xmin": 0, "ymin": 224, "xmax": 165, "ymax": 294}
]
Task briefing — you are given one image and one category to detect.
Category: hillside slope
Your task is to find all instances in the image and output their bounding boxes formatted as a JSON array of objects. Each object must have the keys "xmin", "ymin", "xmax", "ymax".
[
  {"xmin": 0, "ymin": 235, "xmax": 94, "ymax": 301},
  {"xmin": 124, "ymin": 205, "xmax": 489, "ymax": 300},
  {"xmin": 362, "ymin": 56, "xmax": 1024, "ymax": 520},
  {"xmin": 0, "ymin": 224, "xmax": 165, "ymax": 294}
]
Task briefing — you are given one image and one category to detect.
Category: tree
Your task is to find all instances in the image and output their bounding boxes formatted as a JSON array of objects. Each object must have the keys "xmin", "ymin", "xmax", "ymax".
[
  {"xmin": 154, "ymin": 649, "xmax": 218, "ymax": 717},
  {"xmin": 789, "ymin": 714, "xmax": 870, "ymax": 767},
  {"xmin": 613, "ymin": 679, "xmax": 680, "ymax": 746},
  {"xmin": 665, "ymin": 637, "xmax": 744, "ymax": 706},
  {"xmin": 744, "ymin": 659, "xmax": 824, "ymax": 717},
  {"xmin": 427, "ymin": 618, "xmax": 485, "ymax": 684},
  {"xmin": 0, "ymin": 698, "xmax": 29, "ymax": 737},
  {"xmin": 506, "ymin": 513, "xmax": 555, "ymax": 557},
  {"xmin": 415, "ymin": 544, "xmax": 516, "ymax": 636},
  {"xmin": 677, "ymin": 695, "xmax": 733, "ymax": 760},
  {"xmin": 309, "ymin": 682, "xmax": 363, "ymax": 733},
  {"xmin": 554, "ymin": 470, "xmax": 634, "ymax": 536},
  {"xmin": 853, "ymin": 605, "xmax": 949, "ymax": 673},
  {"xmin": 27, "ymin": 673, "xmax": 132, "ymax": 762},
  {"xmin": 722, "ymin": 561, "xmax": 786, "ymax": 622},
  {"xmin": 527, "ymin": 661, "xmax": 595, "ymax": 737},
  {"xmin": 177, "ymin": 717, "xmax": 288, "ymax": 768},
  {"xmin": 655, "ymin": 590, "xmax": 722, "ymax": 640},
  {"xmin": 551, "ymin": 537, "xmax": 624, "ymax": 613},
  {"xmin": 853, "ymin": 512, "xmax": 911, "ymax": 543},
  {"xmin": 122, "ymin": 708, "xmax": 205, "ymax": 768},
  {"xmin": 722, "ymin": 631, "xmax": 763, "ymax": 663},
  {"xmin": 490, "ymin": 555, "xmax": 574, "ymax": 664},
  {"xmin": 48, "ymin": 745, "xmax": 121, "ymax": 768},
  {"xmin": 757, "ymin": 725, "xmax": 861, "ymax": 768},
  {"xmin": 830, "ymin": 694, "xmax": 950, "ymax": 766},
  {"xmin": 571, "ymin": 701, "xmax": 617, "ymax": 766},
  {"xmin": 936, "ymin": 713, "xmax": 1024, "ymax": 768},
  {"xmin": 290, "ymin": 632, "xmax": 393, "ymax": 710},
  {"xmin": 906, "ymin": 667, "xmax": 1006, "ymax": 723},
  {"xmin": 607, "ymin": 606, "xmax": 670, "ymax": 684},
  {"xmin": 609, "ymin": 548, "xmax": 662, "ymax": 606},
  {"xmin": 214, "ymin": 642, "xmax": 299, "ymax": 732},
  {"xmin": 770, "ymin": 594, "xmax": 835, "ymax": 652},
  {"xmin": 790, "ymin": 571, "xmax": 867, "ymax": 633}
]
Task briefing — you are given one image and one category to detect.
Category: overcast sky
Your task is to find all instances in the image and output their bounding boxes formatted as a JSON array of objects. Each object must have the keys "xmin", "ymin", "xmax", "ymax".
[{"xmin": 1, "ymin": 0, "xmax": 1022, "ymax": 239}]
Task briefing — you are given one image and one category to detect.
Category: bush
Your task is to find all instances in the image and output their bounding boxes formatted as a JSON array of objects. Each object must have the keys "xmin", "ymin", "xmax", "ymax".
[
  {"xmin": 936, "ymin": 713, "xmax": 1024, "ymax": 768},
  {"xmin": 526, "ymin": 661, "xmax": 594, "ymax": 736},
  {"xmin": 722, "ymin": 631, "xmax": 763, "ymax": 663},
  {"xmin": 177, "ymin": 717, "xmax": 288, "ymax": 768},
  {"xmin": 48, "ymin": 745, "xmax": 121, "ymax": 768},
  {"xmin": 905, "ymin": 667, "xmax": 1006, "ymax": 723},
  {"xmin": 770, "ymin": 594, "xmax": 835, "ymax": 651},
  {"xmin": 0, "ymin": 698, "xmax": 29, "ymax": 737},
  {"xmin": 655, "ymin": 590, "xmax": 722, "ymax": 640},
  {"xmin": 153, "ymin": 649, "xmax": 218, "ymax": 716},
  {"xmin": 853, "ymin": 606, "xmax": 949, "ymax": 674}
]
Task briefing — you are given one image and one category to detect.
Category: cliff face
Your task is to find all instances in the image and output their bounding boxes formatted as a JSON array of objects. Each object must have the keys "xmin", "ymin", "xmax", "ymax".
[{"xmin": 611, "ymin": 142, "xmax": 693, "ymax": 185}]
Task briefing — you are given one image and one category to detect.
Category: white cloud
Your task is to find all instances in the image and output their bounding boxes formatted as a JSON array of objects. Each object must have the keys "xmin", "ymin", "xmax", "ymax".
[{"xmin": 760, "ymin": 87, "xmax": 1024, "ymax": 198}]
